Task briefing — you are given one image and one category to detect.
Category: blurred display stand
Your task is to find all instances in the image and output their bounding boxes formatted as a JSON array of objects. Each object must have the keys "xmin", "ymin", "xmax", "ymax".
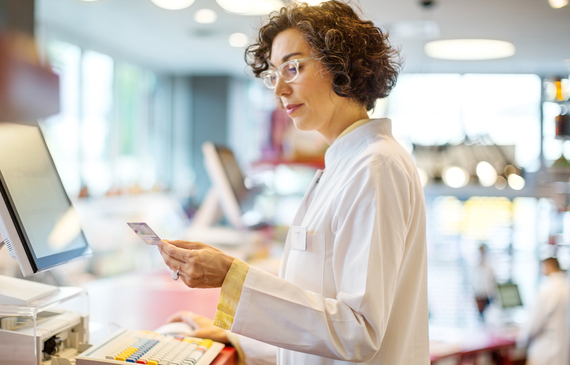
[{"xmin": 258, "ymin": 107, "xmax": 327, "ymax": 169}]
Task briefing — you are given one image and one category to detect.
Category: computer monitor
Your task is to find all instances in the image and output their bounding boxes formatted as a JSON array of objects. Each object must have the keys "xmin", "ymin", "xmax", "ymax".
[
  {"xmin": 497, "ymin": 282, "xmax": 523, "ymax": 308},
  {"xmin": 0, "ymin": 122, "xmax": 91, "ymax": 304},
  {"xmin": 191, "ymin": 142, "xmax": 261, "ymax": 231}
]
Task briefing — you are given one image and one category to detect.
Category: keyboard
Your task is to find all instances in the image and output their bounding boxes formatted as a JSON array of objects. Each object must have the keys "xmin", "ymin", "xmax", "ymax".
[{"xmin": 75, "ymin": 328, "xmax": 225, "ymax": 365}]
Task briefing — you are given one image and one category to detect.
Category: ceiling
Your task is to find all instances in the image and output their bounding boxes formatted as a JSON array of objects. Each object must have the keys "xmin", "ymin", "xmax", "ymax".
[{"xmin": 36, "ymin": 0, "xmax": 570, "ymax": 78}]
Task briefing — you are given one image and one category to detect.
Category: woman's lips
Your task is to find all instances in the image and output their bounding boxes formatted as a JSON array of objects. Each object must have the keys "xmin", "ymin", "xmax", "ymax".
[{"xmin": 285, "ymin": 104, "xmax": 302, "ymax": 115}]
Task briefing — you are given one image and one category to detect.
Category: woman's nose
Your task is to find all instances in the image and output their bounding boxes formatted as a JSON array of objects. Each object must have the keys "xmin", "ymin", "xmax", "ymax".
[{"xmin": 273, "ymin": 76, "xmax": 291, "ymax": 97}]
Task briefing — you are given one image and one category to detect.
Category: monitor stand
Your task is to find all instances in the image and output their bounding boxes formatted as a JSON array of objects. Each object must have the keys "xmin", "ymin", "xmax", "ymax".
[
  {"xmin": 191, "ymin": 188, "xmax": 225, "ymax": 228},
  {"xmin": 0, "ymin": 275, "xmax": 60, "ymax": 306}
]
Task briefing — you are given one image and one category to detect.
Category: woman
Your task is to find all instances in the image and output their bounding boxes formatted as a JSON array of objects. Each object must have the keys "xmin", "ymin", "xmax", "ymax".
[{"xmin": 158, "ymin": 1, "xmax": 429, "ymax": 364}]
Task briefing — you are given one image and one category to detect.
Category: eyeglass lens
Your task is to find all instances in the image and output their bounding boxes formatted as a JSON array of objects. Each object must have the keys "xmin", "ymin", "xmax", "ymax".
[{"xmin": 262, "ymin": 60, "xmax": 300, "ymax": 88}]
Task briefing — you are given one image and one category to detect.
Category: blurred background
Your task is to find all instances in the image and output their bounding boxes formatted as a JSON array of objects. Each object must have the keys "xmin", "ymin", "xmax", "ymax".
[{"xmin": 1, "ymin": 0, "xmax": 570, "ymax": 363}]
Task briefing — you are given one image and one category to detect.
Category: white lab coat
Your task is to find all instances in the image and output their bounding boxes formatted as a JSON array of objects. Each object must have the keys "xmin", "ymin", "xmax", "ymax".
[
  {"xmin": 230, "ymin": 119, "xmax": 429, "ymax": 365},
  {"xmin": 522, "ymin": 271, "xmax": 570, "ymax": 365},
  {"xmin": 471, "ymin": 262, "xmax": 496, "ymax": 300}
]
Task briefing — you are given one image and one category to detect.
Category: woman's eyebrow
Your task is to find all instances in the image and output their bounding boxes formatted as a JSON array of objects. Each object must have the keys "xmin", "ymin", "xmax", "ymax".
[
  {"xmin": 269, "ymin": 52, "xmax": 303, "ymax": 67},
  {"xmin": 282, "ymin": 52, "xmax": 303, "ymax": 62}
]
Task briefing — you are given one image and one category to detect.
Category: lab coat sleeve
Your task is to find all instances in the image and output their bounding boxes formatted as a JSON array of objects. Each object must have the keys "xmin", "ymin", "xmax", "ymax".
[
  {"xmin": 226, "ymin": 332, "xmax": 278, "ymax": 365},
  {"xmin": 230, "ymin": 158, "xmax": 412, "ymax": 361}
]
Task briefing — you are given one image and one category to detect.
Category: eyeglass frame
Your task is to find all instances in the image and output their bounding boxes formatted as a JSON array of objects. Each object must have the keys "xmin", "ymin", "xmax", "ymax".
[{"xmin": 260, "ymin": 57, "xmax": 313, "ymax": 89}]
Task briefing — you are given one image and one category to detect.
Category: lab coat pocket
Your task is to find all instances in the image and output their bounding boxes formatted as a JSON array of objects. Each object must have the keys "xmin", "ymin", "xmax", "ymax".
[{"xmin": 284, "ymin": 233, "xmax": 325, "ymax": 295}]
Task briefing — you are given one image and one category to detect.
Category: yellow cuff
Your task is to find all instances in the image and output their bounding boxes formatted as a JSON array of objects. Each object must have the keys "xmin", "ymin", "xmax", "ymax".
[{"xmin": 213, "ymin": 258, "xmax": 250, "ymax": 330}]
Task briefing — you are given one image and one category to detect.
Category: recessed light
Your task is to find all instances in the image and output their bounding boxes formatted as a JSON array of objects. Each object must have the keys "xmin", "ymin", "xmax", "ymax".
[
  {"xmin": 425, "ymin": 39, "xmax": 515, "ymax": 60},
  {"xmin": 150, "ymin": 0, "xmax": 195, "ymax": 10},
  {"xmin": 476, "ymin": 161, "xmax": 497, "ymax": 187},
  {"xmin": 216, "ymin": 0, "xmax": 284, "ymax": 15},
  {"xmin": 194, "ymin": 9, "xmax": 217, "ymax": 24},
  {"xmin": 549, "ymin": 0, "xmax": 568, "ymax": 8},
  {"xmin": 229, "ymin": 33, "xmax": 248, "ymax": 48},
  {"xmin": 507, "ymin": 174, "xmax": 525, "ymax": 190},
  {"xmin": 442, "ymin": 166, "xmax": 469, "ymax": 188}
]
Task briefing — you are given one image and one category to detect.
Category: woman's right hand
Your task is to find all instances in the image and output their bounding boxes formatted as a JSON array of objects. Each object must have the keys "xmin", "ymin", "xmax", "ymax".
[{"xmin": 157, "ymin": 240, "xmax": 234, "ymax": 288}]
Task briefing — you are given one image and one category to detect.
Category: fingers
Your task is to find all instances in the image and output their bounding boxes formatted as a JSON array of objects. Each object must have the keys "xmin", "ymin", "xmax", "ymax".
[
  {"xmin": 158, "ymin": 250, "xmax": 184, "ymax": 266},
  {"xmin": 166, "ymin": 310, "xmax": 192, "ymax": 323},
  {"xmin": 158, "ymin": 240, "xmax": 189, "ymax": 265},
  {"xmin": 157, "ymin": 239, "xmax": 233, "ymax": 288},
  {"xmin": 181, "ymin": 313, "xmax": 199, "ymax": 330},
  {"xmin": 163, "ymin": 239, "xmax": 207, "ymax": 250}
]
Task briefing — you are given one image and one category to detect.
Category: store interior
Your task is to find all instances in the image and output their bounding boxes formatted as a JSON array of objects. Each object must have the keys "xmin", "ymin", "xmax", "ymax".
[{"xmin": 1, "ymin": 0, "xmax": 570, "ymax": 364}]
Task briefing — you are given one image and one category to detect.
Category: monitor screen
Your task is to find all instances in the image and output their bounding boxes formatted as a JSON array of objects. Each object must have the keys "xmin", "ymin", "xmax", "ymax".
[
  {"xmin": 214, "ymin": 145, "xmax": 252, "ymax": 212},
  {"xmin": 497, "ymin": 282, "xmax": 523, "ymax": 308},
  {"xmin": 0, "ymin": 122, "xmax": 91, "ymax": 277},
  {"xmin": 195, "ymin": 142, "xmax": 263, "ymax": 230}
]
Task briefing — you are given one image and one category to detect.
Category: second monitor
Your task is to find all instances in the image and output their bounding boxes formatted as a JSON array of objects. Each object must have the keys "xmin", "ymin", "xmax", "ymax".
[{"xmin": 188, "ymin": 142, "xmax": 265, "ymax": 246}]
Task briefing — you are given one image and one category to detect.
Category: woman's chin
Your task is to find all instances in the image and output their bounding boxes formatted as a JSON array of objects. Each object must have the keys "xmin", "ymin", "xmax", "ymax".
[{"xmin": 292, "ymin": 118, "xmax": 314, "ymax": 132}]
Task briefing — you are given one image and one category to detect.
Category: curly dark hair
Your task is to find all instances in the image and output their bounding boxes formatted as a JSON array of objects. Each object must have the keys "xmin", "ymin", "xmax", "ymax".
[{"xmin": 245, "ymin": 0, "xmax": 401, "ymax": 111}]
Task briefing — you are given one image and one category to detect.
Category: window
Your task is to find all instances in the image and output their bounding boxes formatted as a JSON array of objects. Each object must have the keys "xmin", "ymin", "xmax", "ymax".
[
  {"xmin": 385, "ymin": 74, "xmax": 542, "ymax": 172},
  {"xmin": 42, "ymin": 41, "xmax": 171, "ymax": 198}
]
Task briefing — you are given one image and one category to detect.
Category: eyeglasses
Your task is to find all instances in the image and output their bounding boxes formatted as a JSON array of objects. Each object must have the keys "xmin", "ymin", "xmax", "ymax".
[{"xmin": 260, "ymin": 57, "xmax": 313, "ymax": 89}]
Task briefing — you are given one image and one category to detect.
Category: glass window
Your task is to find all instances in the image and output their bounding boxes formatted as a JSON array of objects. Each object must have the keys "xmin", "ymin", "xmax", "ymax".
[
  {"xmin": 43, "ymin": 40, "xmax": 82, "ymax": 197},
  {"xmin": 386, "ymin": 74, "xmax": 542, "ymax": 172},
  {"xmin": 81, "ymin": 50, "xmax": 114, "ymax": 197},
  {"xmin": 42, "ymin": 40, "xmax": 166, "ymax": 199}
]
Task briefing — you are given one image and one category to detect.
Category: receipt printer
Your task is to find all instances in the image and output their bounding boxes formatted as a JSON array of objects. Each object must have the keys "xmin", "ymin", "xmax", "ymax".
[{"xmin": 0, "ymin": 309, "xmax": 91, "ymax": 365}]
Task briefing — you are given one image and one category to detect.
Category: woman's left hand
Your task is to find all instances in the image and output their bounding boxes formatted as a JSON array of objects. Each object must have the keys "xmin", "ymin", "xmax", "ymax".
[
  {"xmin": 157, "ymin": 239, "xmax": 234, "ymax": 288},
  {"xmin": 166, "ymin": 311, "xmax": 229, "ymax": 343}
]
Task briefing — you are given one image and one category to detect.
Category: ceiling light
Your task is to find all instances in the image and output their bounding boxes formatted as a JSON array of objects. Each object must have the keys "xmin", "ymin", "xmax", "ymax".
[
  {"xmin": 229, "ymin": 33, "xmax": 249, "ymax": 48},
  {"xmin": 194, "ymin": 9, "xmax": 217, "ymax": 23},
  {"xmin": 549, "ymin": 0, "xmax": 568, "ymax": 8},
  {"xmin": 508, "ymin": 174, "xmax": 525, "ymax": 190},
  {"xmin": 425, "ymin": 39, "xmax": 515, "ymax": 60},
  {"xmin": 150, "ymin": 0, "xmax": 195, "ymax": 10},
  {"xmin": 476, "ymin": 161, "xmax": 497, "ymax": 187},
  {"xmin": 443, "ymin": 166, "xmax": 469, "ymax": 188},
  {"xmin": 216, "ymin": 0, "xmax": 284, "ymax": 15}
]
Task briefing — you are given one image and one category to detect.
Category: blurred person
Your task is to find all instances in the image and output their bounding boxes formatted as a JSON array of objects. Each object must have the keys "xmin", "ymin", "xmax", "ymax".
[
  {"xmin": 471, "ymin": 243, "xmax": 497, "ymax": 321},
  {"xmin": 518, "ymin": 257, "xmax": 569, "ymax": 365},
  {"xmin": 157, "ymin": 1, "xmax": 429, "ymax": 364}
]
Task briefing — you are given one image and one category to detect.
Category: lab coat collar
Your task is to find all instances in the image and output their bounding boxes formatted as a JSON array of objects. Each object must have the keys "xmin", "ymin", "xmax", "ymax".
[{"xmin": 325, "ymin": 118, "xmax": 392, "ymax": 169}]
